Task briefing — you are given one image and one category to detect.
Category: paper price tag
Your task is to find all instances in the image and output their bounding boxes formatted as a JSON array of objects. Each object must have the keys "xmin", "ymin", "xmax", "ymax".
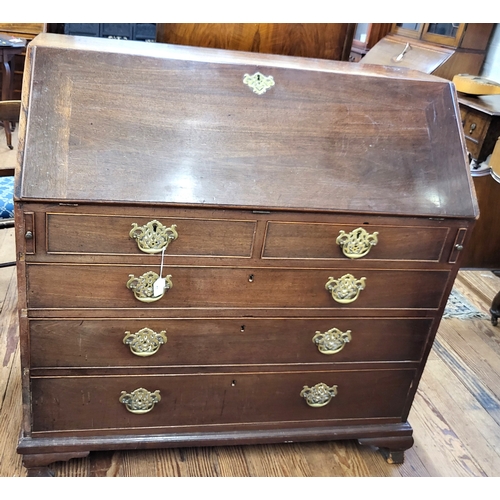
[{"xmin": 153, "ymin": 277, "xmax": 166, "ymax": 297}]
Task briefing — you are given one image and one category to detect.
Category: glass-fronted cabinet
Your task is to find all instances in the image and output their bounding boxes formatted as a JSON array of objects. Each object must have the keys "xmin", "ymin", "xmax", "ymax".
[
  {"xmin": 391, "ymin": 23, "xmax": 466, "ymax": 47},
  {"xmin": 422, "ymin": 23, "xmax": 465, "ymax": 47},
  {"xmin": 361, "ymin": 23, "xmax": 494, "ymax": 80},
  {"xmin": 392, "ymin": 23, "xmax": 422, "ymax": 39}
]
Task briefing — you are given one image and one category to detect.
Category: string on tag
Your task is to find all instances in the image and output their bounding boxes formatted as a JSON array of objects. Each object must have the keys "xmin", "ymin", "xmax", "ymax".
[
  {"xmin": 153, "ymin": 247, "xmax": 167, "ymax": 297},
  {"xmin": 159, "ymin": 246, "xmax": 166, "ymax": 278}
]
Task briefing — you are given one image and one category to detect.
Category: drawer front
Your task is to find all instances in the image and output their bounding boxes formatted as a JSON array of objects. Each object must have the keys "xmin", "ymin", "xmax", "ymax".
[
  {"xmin": 461, "ymin": 108, "xmax": 490, "ymax": 159},
  {"xmin": 263, "ymin": 221, "xmax": 449, "ymax": 261},
  {"xmin": 31, "ymin": 369, "xmax": 416, "ymax": 432},
  {"xmin": 29, "ymin": 317, "xmax": 433, "ymax": 368},
  {"xmin": 46, "ymin": 213, "xmax": 256, "ymax": 257},
  {"xmin": 26, "ymin": 264, "xmax": 450, "ymax": 310}
]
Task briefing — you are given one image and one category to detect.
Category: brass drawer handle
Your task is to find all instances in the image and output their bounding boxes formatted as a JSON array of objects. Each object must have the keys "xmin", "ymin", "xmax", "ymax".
[
  {"xmin": 130, "ymin": 220, "xmax": 178, "ymax": 254},
  {"xmin": 119, "ymin": 388, "xmax": 161, "ymax": 414},
  {"xmin": 336, "ymin": 227, "xmax": 378, "ymax": 259},
  {"xmin": 123, "ymin": 327, "xmax": 167, "ymax": 357},
  {"xmin": 126, "ymin": 271, "xmax": 173, "ymax": 303},
  {"xmin": 325, "ymin": 274, "xmax": 366, "ymax": 304},
  {"xmin": 313, "ymin": 328, "xmax": 352, "ymax": 355},
  {"xmin": 300, "ymin": 383, "xmax": 338, "ymax": 407},
  {"xmin": 392, "ymin": 42, "xmax": 411, "ymax": 62}
]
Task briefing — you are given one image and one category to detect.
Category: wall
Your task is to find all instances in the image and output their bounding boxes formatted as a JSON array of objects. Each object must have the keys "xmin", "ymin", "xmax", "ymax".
[{"xmin": 481, "ymin": 23, "xmax": 500, "ymax": 82}]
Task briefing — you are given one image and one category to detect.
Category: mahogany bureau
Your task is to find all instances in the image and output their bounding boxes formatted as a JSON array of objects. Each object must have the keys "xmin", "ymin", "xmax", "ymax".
[{"xmin": 14, "ymin": 34, "xmax": 477, "ymax": 476}]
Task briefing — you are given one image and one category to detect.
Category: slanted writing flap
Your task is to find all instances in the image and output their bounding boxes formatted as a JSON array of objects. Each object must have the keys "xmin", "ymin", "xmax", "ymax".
[{"xmin": 17, "ymin": 34, "xmax": 477, "ymax": 219}]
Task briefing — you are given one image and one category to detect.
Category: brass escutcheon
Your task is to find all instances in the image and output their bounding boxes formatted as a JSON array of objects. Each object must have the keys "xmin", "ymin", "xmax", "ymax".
[
  {"xmin": 336, "ymin": 227, "xmax": 378, "ymax": 259},
  {"xmin": 130, "ymin": 220, "xmax": 178, "ymax": 254},
  {"xmin": 325, "ymin": 274, "xmax": 366, "ymax": 304},
  {"xmin": 123, "ymin": 327, "xmax": 167, "ymax": 357},
  {"xmin": 119, "ymin": 388, "xmax": 161, "ymax": 414},
  {"xmin": 243, "ymin": 72, "xmax": 275, "ymax": 95},
  {"xmin": 126, "ymin": 271, "xmax": 173, "ymax": 303},
  {"xmin": 312, "ymin": 328, "xmax": 352, "ymax": 355},
  {"xmin": 300, "ymin": 383, "xmax": 338, "ymax": 408}
]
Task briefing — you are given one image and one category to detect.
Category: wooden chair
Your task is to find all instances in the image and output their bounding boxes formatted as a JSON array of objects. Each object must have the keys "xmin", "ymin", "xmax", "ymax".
[
  {"xmin": 0, "ymin": 100, "xmax": 20, "ymax": 267},
  {"xmin": 1, "ymin": 100, "xmax": 21, "ymax": 150}
]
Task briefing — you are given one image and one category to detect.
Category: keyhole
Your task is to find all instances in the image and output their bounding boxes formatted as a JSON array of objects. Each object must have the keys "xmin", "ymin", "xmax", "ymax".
[
  {"xmin": 231, "ymin": 380, "xmax": 237, "ymax": 387},
  {"xmin": 248, "ymin": 274, "xmax": 254, "ymax": 283},
  {"xmin": 240, "ymin": 325, "xmax": 245, "ymax": 332}
]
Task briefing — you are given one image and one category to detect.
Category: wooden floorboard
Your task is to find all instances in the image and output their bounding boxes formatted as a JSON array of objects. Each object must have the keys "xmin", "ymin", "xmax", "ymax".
[{"xmin": 1, "ymin": 227, "xmax": 500, "ymax": 476}]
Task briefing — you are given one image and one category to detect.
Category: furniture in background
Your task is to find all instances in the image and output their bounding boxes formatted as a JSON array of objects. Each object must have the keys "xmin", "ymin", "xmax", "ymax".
[
  {"xmin": 0, "ymin": 99, "xmax": 18, "ymax": 267},
  {"xmin": 360, "ymin": 23, "xmax": 494, "ymax": 80},
  {"xmin": 458, "ymin": 95, "xmax": 500, "ymax": 269},
  {"xmin": 349, "ymin": 23, "xmax": 392, "ymax": 62},
  {"xmin": 156, "ymin": 24, "xmax": 356, "ymax": 61},
  {"xmin": 1, "ymin": 37, "xmax": 26, "ymax": 149},
  {"xmin": 15, "ymin": 34, "xmax": 477, "ymax": 476},
  {"xmin": 483, "ymin": 137, "xmax": 500, "ymax": 325},
  {"xmin": 49, "ymin": 23, "xmax": 157, "ymax": 42},
  {"xmin": 0, "ymin": 24, "xmax": 45, "ymax": 101}
]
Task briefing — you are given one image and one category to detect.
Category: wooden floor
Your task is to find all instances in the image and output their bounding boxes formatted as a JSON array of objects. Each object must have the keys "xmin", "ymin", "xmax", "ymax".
[{"xmin": 1, "ymin": 220, "xmax": 500, "ymax": 476}]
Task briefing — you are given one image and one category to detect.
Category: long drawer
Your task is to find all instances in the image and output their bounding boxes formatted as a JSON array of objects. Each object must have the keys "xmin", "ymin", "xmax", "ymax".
[
  {"xmin": 26, "ymin": 265, "xmax": 450, "ymax": 310},
  {"xmin": 29, "ymin": 317, "xmax": 433, "ymax": 368},
  {"xmin": 31, "ymin": 369, "xmax": 416, "ymax": 433}
]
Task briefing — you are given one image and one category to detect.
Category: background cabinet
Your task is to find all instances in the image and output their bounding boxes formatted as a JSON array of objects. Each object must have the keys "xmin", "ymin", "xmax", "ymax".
[
  {"xmin": 350, "ymin": 23, "xmax": 392, "ymax": 62},
  {"xmin": 360, "ymin": 23, "xmax": 495, "ymax": 80},
  {"xmin": 156, "ymin": 24, "xmax": 356, "ymax": 61},
  {"xmin": 58, "ymin": 23, "xmax": 157, "ymax": 42},
  {"xmin": 0, "ymin": 23, "xmax": 46, "ymax": 100},
  {"xmin": 458, "ymin": 95, "xmax": 500, "ymax": 269}
]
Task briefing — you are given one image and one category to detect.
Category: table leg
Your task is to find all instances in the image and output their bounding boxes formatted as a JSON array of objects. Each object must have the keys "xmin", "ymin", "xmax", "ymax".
[{"xmin": 491, "ymin": 290, "xmax": 500, "ymax": 326}]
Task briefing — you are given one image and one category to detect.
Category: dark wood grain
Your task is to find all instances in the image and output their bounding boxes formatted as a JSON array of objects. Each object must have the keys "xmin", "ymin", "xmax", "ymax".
[
  {"xmin": 26, "ymin": 264, "xmax": 450, "ymax": 310},
  {"xmin": 30, "ymin": 369, "xmax": 416, "ymax": 433},
  {"xmin": 18, "ymin": 34, "xmax": 475, "ymax": 218},
  {"xmin": 28, "ymin": 317, "xmax": 433, "ymax": 368},
  {"xmin": 13, "ymin": 33, "xmax": 478, "ymax": 473},
  {"xmin": 156, "ymin": 23, "xmax": 356, "ymax": 61}
]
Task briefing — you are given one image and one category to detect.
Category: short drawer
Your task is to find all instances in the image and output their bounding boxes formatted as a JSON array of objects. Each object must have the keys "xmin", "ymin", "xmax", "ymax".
[
  {"xmin": 31, "ymin": 369, "xmax": 416, "ymax": 432},
  {"xmin": 29, "ymin": 317, "xmax": 433, "ymax": 368},
  {"xmin": 461, "ymin": 108, "xmax": 490, "ymax": 159},
  {"xmin": 26, "ymin": 264, "xmax": 450, "ymax": 310},
  {"xmin": 46, "ymin": 213, "xmax": 256, "ymax": 258},
  {"xmin": 262, "ymin": 221, "xmax": 449, "ymax": 261}
]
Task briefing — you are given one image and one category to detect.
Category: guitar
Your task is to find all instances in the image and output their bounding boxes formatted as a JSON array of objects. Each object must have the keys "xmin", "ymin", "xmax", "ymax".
[{"xmin": 453, "ymin": 74, "xmax": 500, "ymax": 95}]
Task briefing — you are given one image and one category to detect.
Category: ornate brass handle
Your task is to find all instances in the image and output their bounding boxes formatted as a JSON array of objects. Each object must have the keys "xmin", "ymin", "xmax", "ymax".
[
  {"xmin": 336, "ymin": 227, "xmax": 378, "ymax": 259},
  {"xmin": 300, "ymin": 383, "xmax": 338, "ymax": 407},
  {"xmin": 126, "ymin": 271, "xmax": 173, "ymax": 303},
  {"xmin": 325, "ymin": 274, "xmax": 366, "ymax": 304},
  {"xmin": 123, "ymin": 327, "xmax": 167, "ymax": 357},
  {"xmin": 312, "ymin": 328, "xmax": 352, "ymax": 355},
  {"xmin": 130, "ymin": 220, "xmax": 178, "ymax": 254},
  {"xmin": 119, "ymin": 388, "xmax": 161, "ymax": 414},
  {"xmin": 243, "ymin": 72, "xmax": 275, "ymax": 95}
]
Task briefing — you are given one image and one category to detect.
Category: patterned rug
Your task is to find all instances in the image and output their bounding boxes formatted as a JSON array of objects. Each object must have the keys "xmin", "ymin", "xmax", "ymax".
[
  {"xmin": 0, "ymin": 176, "xmax": 14, "ymax": 219},
  {"xmin": 443, "ymin": 288, "xmax": 489, "ymax": 320}
]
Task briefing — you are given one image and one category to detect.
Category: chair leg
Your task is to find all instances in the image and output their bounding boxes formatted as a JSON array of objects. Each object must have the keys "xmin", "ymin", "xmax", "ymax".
[{"xmin": 2, "ymin": 120, "xmax": 13, "ymax": 149}]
